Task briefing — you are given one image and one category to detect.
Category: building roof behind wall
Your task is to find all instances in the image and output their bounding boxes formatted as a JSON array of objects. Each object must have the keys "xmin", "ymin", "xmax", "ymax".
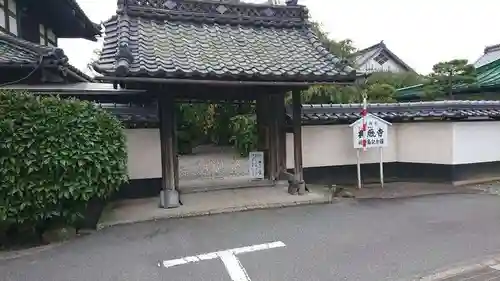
[
  {"xmin": 0, "ymin": 34, "xmax": 93, "ymax": 82},
  {"xmin": 20, "ymin": 0, "xmax": 101, "ymax": 40},
  {"xmin": 475, "ymin": 44, "xmax": 500, "ymax": 68},
  {"xmin": 395, "ymin": 60, "xmax": 500, "ymax": 100},
  {"xmin": 351, "ymin": 40, "xmax": 415, "ymax": 72},
  {"xmin": 287, "ymin": 101, "xmax": 500, "ymax": 125}
]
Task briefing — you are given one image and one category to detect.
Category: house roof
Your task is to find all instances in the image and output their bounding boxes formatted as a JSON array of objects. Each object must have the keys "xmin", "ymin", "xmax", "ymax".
[
  {"xmin": 287, "ymin": 101, "xmax": 500, "ymax": 124},
  {"xmin": 395, "ymin": 59, "xmax": 500, "ymax": 100},
  {"xmin": 474, "ymin": 44, "xmax": 500, "ymax": 68},
  {"xmin": 93, "ymin": 0, "xmax": 360, "ymax": 83},
  {"xmin": 0, "ymin": 34, "xmax": 92, "ymax": 82},
  {"xmin": 351, "ymin": 41, "xmax": 415, "ymax": 72},
  {"xmin": 21, "ymin": 0, "xmax": 101, "ymax": 41}
]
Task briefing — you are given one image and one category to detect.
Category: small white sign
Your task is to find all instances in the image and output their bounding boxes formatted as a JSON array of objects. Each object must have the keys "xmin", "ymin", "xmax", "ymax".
[
  {"xmin": 349, "ymin": 114, "xmax": 391, "ymax": 149},
  {"xmin": 248, "ymin": 151, "xmax": 264, "ymax": 179}
]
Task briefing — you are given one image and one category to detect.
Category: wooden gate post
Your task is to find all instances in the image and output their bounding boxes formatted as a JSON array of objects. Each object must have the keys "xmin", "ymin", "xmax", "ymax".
[
  {"xmin": 291, "ymin": 89, "xmax": 305, "ymax": 195},
  {"xmin": 158, "ymin": 94, "xmax": 180, "ymax": 208}
]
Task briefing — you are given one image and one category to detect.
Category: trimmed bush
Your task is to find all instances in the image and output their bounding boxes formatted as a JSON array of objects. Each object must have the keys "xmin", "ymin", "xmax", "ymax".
[{"xmin": 0, "ymin": 91, "xmax": 128, "ymax": 228}]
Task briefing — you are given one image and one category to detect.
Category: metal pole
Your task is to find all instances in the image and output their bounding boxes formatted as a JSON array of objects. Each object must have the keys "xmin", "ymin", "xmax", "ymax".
[
  {"xmin": 356, "ymin": 149, "xmax": 362, "ymax": 189},
  {"xmin": 379, "ymin": 147, "xmax": 384, "ymax": 188}
]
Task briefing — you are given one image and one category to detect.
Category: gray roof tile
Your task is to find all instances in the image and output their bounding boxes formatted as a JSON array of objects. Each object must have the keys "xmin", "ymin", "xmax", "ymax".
[
  {"xmin": 96, "ymin": 100, "xmax": 500, "ymax": 129},
  {"xmin": 93, "ymin": 0, "xmax": 358, "ymax": 82},
  {"xmin": 0, "ymin": 34, "xmax": 92, "ymax": 82},
  {"xmin": 288, "ymin": 100, "xmax": 500, "ymax": 124}
]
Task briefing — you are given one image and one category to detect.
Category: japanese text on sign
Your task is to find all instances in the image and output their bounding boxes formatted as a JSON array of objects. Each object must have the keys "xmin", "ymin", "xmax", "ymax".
[
  {"xmin": 351, "ymin": 115, "xmax": 389, "ymax": 149},
  {"xmin": 248, "ymin": 151, "xmax": 264, "ymax": 179}
]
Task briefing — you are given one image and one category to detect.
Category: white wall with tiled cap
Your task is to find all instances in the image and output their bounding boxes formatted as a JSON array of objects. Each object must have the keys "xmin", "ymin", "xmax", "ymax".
[
  {"xmin": 284, "ymin": 121, "xmax": 487, "ymax": 169},
  {"xmin": 285, "ymin": 125, "xmax": 398, "ymax": 168},
  {"xmin": 452, "ymin": 121, "xmax": 500, "ymax": 164},
  {"xmin": 124, "ymin": 121, "xmax": 500, "ymax": 180},
  {"xmin": 395, "ymin": 122, "xmax": 453, "ymax": 165}
]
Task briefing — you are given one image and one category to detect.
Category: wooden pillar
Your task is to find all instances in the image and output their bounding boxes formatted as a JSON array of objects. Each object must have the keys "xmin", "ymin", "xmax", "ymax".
[
  {"xmin": 291, "ymin": 90, "xmax": 305, "ymax": 195},
  {"xmin": 276, "ymin": 93, "xmax": 287, "ymax": 179},
  {"xmin": 173, "ymin": 101, "xmax": 180, "ymax": 192},
  {"xmin": 159, "ymin": 94, "xmax": 180, "ymax": 208},
  {"xmin": 256, "ymin": 95, "xmax": 270, "ymax": 179},
  {"xmin": 268, "ymin": 95, "xmax": 278, "ymax": 181}
]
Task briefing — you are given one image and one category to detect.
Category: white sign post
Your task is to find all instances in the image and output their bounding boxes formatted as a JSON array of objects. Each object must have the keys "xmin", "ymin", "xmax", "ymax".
[
  {"xmin": 349, "ymin": 114, "xmax": 391, "ymax": 189},
  {"xmin": 248, "ymin": 151, "xmax": 264, "ymax": 179}
]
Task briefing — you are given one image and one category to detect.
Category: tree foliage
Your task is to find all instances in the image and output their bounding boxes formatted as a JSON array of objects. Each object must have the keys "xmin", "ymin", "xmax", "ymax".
[
  {"xmin": 424, "ymin": 59, "xmax": 476, "ymax": 100},
  {"xmin": 310, "ymin": 21, "xmax": 356, "ymax": 62},
  {"xmin": 0, "ymin": 91, "xmax": 128, "ymax": 229}
]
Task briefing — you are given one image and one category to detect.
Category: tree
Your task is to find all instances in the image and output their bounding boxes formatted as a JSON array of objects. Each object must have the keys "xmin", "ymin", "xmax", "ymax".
[
  {"xmin": 310, "ymin": 21, "xmax": 356, "ymax": 62},
  {"xmin": 367, "ymin": 71, "xmax": 425, "ymax": 89},
  {"xmin": 365, "ymin": 83, "xmax": 396, "ymax": 103},
  {"xmin": 424, "ymin": 59, "xmax": 476, "ymax": 100}
]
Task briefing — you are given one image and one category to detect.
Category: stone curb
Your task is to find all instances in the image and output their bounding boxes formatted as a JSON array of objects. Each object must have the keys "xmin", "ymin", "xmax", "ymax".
[
  {"xmin": 405, "ymin": 254, "xmax": 500, "ymax": 281},
  {"xmin": 354, "ymin": 190, "xmax": 482, "ymax": 200},
  {"xmin": 97, "ymin": 196, "xmax": 332, "ymax": 230}
]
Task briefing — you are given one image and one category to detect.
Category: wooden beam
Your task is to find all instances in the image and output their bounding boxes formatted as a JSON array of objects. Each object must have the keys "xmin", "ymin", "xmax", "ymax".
[
  {"xmin": 291, "ymin": 89, "xmax": 305, "ymax": 195},
  {"xmin": 98, "ymin": 75, "xmax": 359, "ymax": 87},
  {"xmin": 158, "ymin": 94, "xmax": 180, "ymax": 208}
]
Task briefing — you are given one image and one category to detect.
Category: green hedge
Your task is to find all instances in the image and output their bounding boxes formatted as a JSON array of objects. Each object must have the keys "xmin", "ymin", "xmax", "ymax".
[{"xmin": 0, "ymin": 91, "xmax": 128, "ymax": 228}]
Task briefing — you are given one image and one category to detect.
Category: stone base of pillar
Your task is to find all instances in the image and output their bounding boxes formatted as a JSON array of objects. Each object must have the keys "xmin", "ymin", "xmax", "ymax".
[
  {"xmin": 287, "ymin": 179, "xmax": 306, "ymax": 195},
  {"xmin": 159, "ymin": 189, "xmax": 180, "ymax": 208}
]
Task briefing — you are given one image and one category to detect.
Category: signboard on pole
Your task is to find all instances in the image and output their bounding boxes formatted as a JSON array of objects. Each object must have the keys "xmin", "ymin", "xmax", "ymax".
[
  {"xmin": 350, "ymin": 114, "xmax": 390, "ymax": 149},
  {"xmin": 248, "ymin": 151, "xmax": 264, "ymax": 179},
  {"xmin": 349, "ymin": 114, "xmax": 392, "ymax": 189}
]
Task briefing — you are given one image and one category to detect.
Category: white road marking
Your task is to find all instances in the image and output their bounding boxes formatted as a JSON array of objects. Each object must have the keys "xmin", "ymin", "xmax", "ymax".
[
  {"xmin": 489, "ymin": 264, "xmax": 500, "ymax": 271},
  {"xmin": 218, "ymin": 251, "xmax": 251, "ymax": 281},
  {"xmin": 159, "ymin": 241, "xmax": 286, "ymax": 281}
]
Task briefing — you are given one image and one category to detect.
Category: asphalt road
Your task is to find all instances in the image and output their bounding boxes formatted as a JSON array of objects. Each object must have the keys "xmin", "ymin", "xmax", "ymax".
[{"xmin": 3, "ymin": 194, "xmax": 500, "ymax": 281}]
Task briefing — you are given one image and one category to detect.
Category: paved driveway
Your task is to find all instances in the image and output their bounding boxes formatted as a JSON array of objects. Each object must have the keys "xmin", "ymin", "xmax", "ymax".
[{"xmin": 2, "ymin": 194, "xmax": 500, "ymax": 281}]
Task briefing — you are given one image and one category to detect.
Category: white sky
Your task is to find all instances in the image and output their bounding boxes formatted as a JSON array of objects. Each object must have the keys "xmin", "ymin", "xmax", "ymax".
[{"xmin": 60, "ymin": 0, "xmax": 500, "ymax": 76}]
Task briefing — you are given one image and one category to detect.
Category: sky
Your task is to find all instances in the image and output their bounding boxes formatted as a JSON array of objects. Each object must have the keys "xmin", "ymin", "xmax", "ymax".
[{"xmin": 61, "ymin": 0, "xmax": 500, "ymax": 76}]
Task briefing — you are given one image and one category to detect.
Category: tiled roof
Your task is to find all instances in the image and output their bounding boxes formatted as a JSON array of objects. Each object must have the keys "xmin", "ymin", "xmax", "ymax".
[
  {"xmin": 96, "ymin": 100, "xmax": 500, "ymax": 129},
  {"xmin": 0, "ymin": 34, "xmax": 92, "ymax": 82},
  {"xmin": 474, "ymin": 44, "xmax": 500, "ymax": 68},
  {"xmin": 98, "ymin": 103, "xmax": 159, "ymax": 128},
  {"xmin": 0, "ymin": 34, "xmax": 60, "ymax": 66},
  {"xmin": 288, "ymin": 101, "xmax": 500, "ymax": 124},
  {"xmin": 351, "ymin": 41, "xmax": 415, "ymax": 72},
  {"xmin": 93, "ymin": 0, "xmax": 359, "ymax": 82},
  {"xmin": 395, "ymin": 60, "xmax": 500, "ymax": 100}
]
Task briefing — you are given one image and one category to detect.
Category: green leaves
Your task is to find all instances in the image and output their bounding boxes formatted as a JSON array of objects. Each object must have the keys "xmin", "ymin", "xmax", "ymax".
[
  {"xmin": 424, "ymin": 59, "xmax": 477, "ymax": 99},
  {"xmin": 230, "ymin": 115, "xmax": 258, "ymax": 157},
  {"xmin": 0, "ymin": 90, "xmax": 128, "ymax": 227}
]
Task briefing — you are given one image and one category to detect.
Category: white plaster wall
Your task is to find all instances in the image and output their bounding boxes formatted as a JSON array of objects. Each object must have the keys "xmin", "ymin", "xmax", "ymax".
[
  {"xmin": 286, "ymin": 122, "xmax": 457, "ymax": 169},
  {"xmin": 453, "ymin": 122, "xmax": 500, "ymax": 164},
  {"xmin": 395, "ymin": 123, "xmax": 453, "ymax": 165},
  {"xmin": 360, "ymin": 57, "xmax": 407, "ymax": 73},
  {"xmin": 125, "ymin": 122, "xmax": 500, "ymax": 179},
  {"xmin": 125, "ymin": 129, "xmax": 162, "ymax": 179},
  {"xmin": 286, "ymin": 125, "xmax": 397, "ymax": 169}
]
